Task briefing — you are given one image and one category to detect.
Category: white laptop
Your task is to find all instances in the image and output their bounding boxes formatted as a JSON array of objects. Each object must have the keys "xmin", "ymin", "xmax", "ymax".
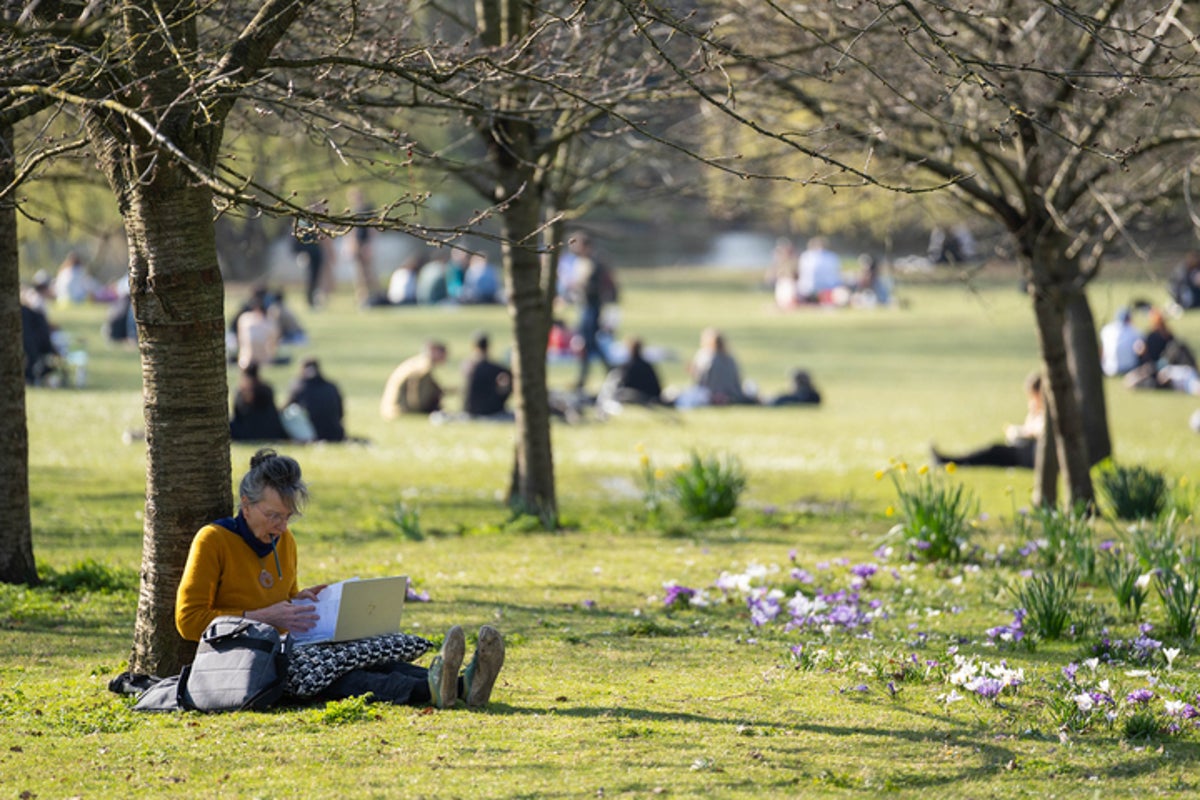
[{"xmin": 291, "ymin": 575, "xmax": 408, "ymax": 645}]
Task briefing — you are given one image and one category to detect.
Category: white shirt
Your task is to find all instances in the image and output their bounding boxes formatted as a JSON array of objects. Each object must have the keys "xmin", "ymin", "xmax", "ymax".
[
  {"xmin": 797, "ymin": 247, "xmax": 843, "ymax": 298},
  {"xmin": 1099, "ymin": 320, "xmax": 1141, "ymax": 376}
]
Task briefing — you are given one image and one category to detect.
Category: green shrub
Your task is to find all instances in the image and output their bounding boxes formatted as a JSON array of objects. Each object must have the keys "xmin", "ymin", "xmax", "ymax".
[
  {"xmin": 1155, "ymin": 560, "xmax": 1200, "ymax": 641},
  {"xmin": 1123, "ymin": 710, "xmax": 1165, "ymax": 742},
  {"xmin": 1100, "ymin": 548, "xmax": 1150, "ymax": 621},
  {"xmin": 1025, "ymin": 504, "xmax": 1096, "ymax": 581},
  {"xmin": 884, "ymin": 461, "xmax": 978, "ymax": 562},
  {"xmin": 42, "ymin": 559, "xmax": 137, "ymax": 594},
  {"xmin": 391, "ymin": 503, "xmax": 423, "ymax": 540},
  {"xmin": 1099, "ymin": 463, "xmax": 1169, "ymax": 521},
  {"xmin": 1129, "ymin": 512, "xmax": 1185, "ymax": 574},
  {"xmin": 670, "ymin": 451, "xmax": 746, "ymax": 521},
  {"xmin": 1167, "ymin": 476, "xmax": 1197, "ymax": 520},
  {"xmin": 1012, "ymin": 569, "xmax": 1077, "ymax": 639}
]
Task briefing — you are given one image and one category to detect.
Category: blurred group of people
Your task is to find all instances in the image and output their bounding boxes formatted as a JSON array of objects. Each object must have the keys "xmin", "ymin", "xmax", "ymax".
[
  {"xmin": 230, "ymin": 358, "xmax": 346, "ymax": 443},
  {"xmin": 379, "ymin": 333, "xmax": 513, "ymax": 421},
  {"xmin": 381, "ymin": 247, "xmax": 502, "ymax": 308},
  {"xmin": 768, "ymin": 237, "xmax": 892, "ymax": 310},
  {"xmin": 665, "ymin": 327, "xmax": 821, "ymax": 411},
  {"xmin": 20, "ymin": 252, "xmax": 131, "ymax": 388},
  {"xmin": 1100, "ymin": 304, "xmax": 1200, "ymax": 395}
]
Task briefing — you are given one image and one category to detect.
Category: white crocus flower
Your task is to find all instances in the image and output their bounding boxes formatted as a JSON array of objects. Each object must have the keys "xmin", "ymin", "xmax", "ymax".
[{"xmin": 1165, "ymin": 648, "xmax": 1181, "ymax": 670}]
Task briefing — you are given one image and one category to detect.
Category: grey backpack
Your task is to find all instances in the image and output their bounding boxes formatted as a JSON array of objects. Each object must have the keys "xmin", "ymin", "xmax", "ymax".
[{"xmin": 134, "ymin": 616, "xmax": 289, "ymax": 713}]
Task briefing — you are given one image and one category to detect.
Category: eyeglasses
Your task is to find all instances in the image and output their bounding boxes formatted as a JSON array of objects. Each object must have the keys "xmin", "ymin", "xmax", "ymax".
[{"xmin": 255, "ymin": 505, "xmax": 295, "ymax": 527}]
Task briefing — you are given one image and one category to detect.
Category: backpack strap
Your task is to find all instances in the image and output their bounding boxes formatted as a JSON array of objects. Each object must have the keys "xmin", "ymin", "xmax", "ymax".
[{"xmin": 176, "ymin": 663, "xmax": 197, "ymax": 712}]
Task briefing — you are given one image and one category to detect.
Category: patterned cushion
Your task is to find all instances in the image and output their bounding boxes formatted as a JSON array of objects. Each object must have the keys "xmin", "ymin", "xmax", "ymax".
[{"xmin": 285, "ymin": 633, "xmax": 433, "ymax": 698}]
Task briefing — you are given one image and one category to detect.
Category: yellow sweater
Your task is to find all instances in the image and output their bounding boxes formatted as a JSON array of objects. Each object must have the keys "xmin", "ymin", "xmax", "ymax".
[{"xmin": 175, "ymin": 522, "xmax": 299, "ymax": 641}]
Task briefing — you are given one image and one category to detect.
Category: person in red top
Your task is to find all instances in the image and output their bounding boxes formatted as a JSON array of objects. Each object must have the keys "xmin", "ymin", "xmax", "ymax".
[{"xmin": 175, "ymin": 448, "xmax": 504, "ymax": 709}]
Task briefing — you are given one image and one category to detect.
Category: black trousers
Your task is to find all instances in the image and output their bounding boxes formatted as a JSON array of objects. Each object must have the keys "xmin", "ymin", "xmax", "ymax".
[
  {"xmin": 317, "ymin": 661, "xmax": 432, "ymax": 706},
  {"xmin": 939, "ymin": 438, "xmax": 1036, "ymax": 469}
]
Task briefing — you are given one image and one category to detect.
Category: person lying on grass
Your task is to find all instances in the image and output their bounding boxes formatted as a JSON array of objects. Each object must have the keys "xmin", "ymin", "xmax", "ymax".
[{"xmin": 176, "ymin": 447, "xmax": 503, "ymax": 709}]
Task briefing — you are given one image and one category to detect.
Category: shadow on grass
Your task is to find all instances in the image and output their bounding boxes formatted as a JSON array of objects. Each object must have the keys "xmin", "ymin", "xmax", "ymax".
[{"xmin": 485, "ymin": 700, "xmax": 1200, "ymax": 789}]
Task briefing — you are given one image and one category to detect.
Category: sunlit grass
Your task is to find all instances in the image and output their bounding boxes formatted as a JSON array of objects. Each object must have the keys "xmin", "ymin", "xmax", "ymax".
[{"xmin": 8, "ymin": 268, "xmax": 1200, "ymax": 797}]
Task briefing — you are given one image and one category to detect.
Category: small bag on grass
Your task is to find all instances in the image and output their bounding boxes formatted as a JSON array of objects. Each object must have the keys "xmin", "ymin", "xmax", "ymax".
[{"xmin": 134, "ymin": 616, "xmax": 289, "ymax": 713}]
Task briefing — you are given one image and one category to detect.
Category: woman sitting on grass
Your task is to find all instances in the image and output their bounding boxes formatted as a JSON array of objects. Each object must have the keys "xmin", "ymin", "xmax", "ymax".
[
  {"xmin": 175, "ymin": 448, "xmax": 504, "ymax": 709},
  {"xmin": 931, "ymin": 371, "xmax": 1043, "ymax": 469}
]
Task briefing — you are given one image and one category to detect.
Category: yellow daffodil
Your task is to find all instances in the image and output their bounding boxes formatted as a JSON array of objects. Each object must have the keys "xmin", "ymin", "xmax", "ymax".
[
  {"xmin": 874, "ymin": 470, "xmax": 885, "ymax": 481},
  {"xmin": 918, "ymin": 464, "xmax": 929, "ymax": 476},
  {"xmin": 945, "ymin": 462, "xmax": 957, "ymax": 474},
  {"xmin": 885, "ymin": 505, "xmax": 895, "ymax": 517}
]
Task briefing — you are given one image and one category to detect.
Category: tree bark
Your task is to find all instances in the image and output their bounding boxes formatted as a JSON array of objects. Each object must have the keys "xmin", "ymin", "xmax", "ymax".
[
  {"xmin": 120, "ymin": 182, "xmax": 232, "ymax": 676},
  {"xmin": 1027, "ymin": 237, "xmax": 1095, "ymax": 508},
  {"xmin": 477, "ymin": 0, "xmax": 557, "ymax": 526},
  {"xmin": 1032, "ymin": 394, "xmax": 1058, "ymax": 508},
  {"xmin": 0, "ymin": 120, "xmax": 38, "ymax": 586},
  {"xmin": 1065, "ymin": 290, "xmax": 1111, "ymax": 466},
  {"xmin": 494, "ymin": 139, "xmax": 557, "ymax": 525}
]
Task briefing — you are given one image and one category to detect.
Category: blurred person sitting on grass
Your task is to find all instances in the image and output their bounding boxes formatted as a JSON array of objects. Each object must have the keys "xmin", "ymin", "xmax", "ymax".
[
  {"xmin": 230, "ymin": 362, "xmax": 289, "ymax": 442},
  {"xmin": 931, "ymin": 371, "xmax": 1043, "ymax": 469},
  {"xmin": 380, "ymin": 339, "xmax": 449, "ymax": 418},
  {"xmin": 176, "ymin": 448, "xmax": 505, "ymax": 709},
  {"xmin": 285, "ymin": 358, "xmax": 346, "ymax": 442}
]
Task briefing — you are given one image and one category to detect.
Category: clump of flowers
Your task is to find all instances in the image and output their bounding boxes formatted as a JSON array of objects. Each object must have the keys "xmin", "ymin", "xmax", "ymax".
[
  {"xmin": 985, "ymin": 608, "xmax": 1026, "ymax": 645},
  {"xmin": 879, "ymin": 460, "xmax": 979, "ymax": 563},
  {"xmin": 945, "ymin": 654, "xmax": 1024, "ymax": 702},
  {"xmin": 708, "ymin": 557, "xmax": 888, "ymax": 638},
  {"xmin": 662, "ymin": 581, "xmax": 709, "ymax": 609},
  {"xmin": 1086, "ymin": 624, "xmax": 1163, "ymax": 666}
]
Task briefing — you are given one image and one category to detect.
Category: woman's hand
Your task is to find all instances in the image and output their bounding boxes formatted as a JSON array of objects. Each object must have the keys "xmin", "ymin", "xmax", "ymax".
[
  {"xmin": 294, "ymin": 583, "xmax": 328, "ymax": 602},
  {"xmin": 245, "ymin": 598, "xmax": 320, "ymax": 632}
]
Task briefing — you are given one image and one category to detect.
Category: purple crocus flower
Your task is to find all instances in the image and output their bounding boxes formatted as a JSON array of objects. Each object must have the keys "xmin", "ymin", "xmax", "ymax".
[
  {"xmin": 850, "ymin": 563, "xmax": 879, "ymax": 580},
  {"xmin": 969, "ymin": 678, "xmax": 1004, "ymax": 699},
  {"xmin": 662, "ymin": 582, "xmax": 696, "ymax": 608},
  {"xmin": 1126, "ymin": 689, "xmax": 1155, "ymax": 704},
  {"xmin": 790, "ymin": 567, "xmax": 815, "ymax": 584}
]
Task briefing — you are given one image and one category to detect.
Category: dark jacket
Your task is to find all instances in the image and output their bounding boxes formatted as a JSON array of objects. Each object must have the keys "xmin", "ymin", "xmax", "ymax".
[
  {"xmin": 230, "ymin": 382, "xmax": 288, "ymax": 441},
  {"xmin": 463, "ymin": 358, "xmax": 512, "ymax": 417},
  {"xmin": 286, "ymin": 375, "xmax": 346, "ymax": 441}
]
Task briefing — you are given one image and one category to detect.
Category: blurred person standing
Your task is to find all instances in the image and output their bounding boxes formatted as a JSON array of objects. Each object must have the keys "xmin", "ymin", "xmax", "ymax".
[
  {"xmin": 346, "ymin": 188, "xmax": 381, "ymax": 307},
  {"xmin": 54, "ymin": 252, "xmax": 101, "ymax": 305},
  {"xmin": 570, "ymin": 235, "xmax": 617, "ymax": 392}
]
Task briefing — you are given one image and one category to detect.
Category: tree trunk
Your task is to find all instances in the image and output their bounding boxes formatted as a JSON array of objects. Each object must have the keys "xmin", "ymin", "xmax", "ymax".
[
  {"xmin": 0, "ymin": 121, "xmax": 38, "ymax": 586},
  {"xmin": 1027, "ymin": 238, "xmax": 1095, "ymax": 508},
  {"xmin": 498, "ymin": 161, "xmax": 557, "ymax": 526},
  {"xmin": 1032, "ymin": 395, "xmax": 1058, "ymax": 508},
  {"xmin": 124, "ymin": 183, "xmax": 232, "ymax": 676},
  {"xmin": 1065, "ymin": 290, "xmax": 1111, "ymax": 466},
  {"xmin": 478, "ymin": 0, "xmax": 557, "ymax": 526}
]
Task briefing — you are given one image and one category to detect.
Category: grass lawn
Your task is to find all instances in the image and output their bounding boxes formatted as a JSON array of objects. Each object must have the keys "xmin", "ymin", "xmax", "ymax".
[{"xmin": 4, "ymin": 265, "xmax": 1200, "ymax": 798}]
